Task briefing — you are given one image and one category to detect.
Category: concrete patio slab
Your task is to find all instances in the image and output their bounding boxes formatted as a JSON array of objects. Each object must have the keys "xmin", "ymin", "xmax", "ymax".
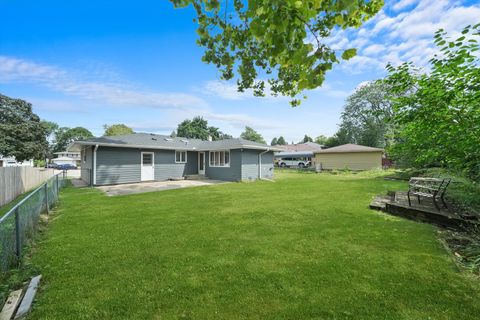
[{"xmin": 97, "ymin": 179, "xmax": 227, "ymax": 196}]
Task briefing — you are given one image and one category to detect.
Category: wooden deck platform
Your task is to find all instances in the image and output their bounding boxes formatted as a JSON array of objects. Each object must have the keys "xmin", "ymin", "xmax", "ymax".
[{"xmin": 370, "ymin": 191, "xmax": 468, "ymax": 229}]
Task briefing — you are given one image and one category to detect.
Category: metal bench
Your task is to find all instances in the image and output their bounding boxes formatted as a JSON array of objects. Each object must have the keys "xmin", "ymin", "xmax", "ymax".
[{"xmin": 407, "ymin": 177, "xmax": 451, "ymax": 210}]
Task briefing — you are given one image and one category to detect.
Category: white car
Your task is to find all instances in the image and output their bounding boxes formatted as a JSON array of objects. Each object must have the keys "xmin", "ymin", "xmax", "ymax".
[{"xmin": 277, "ymin": 158, "xmax": 311, "ymax": 168}]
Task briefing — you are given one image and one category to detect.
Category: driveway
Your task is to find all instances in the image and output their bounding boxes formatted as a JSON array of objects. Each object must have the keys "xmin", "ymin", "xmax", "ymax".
[
  {"xmin": 97, "ymin": 179, "xmax": 227, "ymax": 196},
  {"xmin": 54, "ymin": 169, "xmax": 80, "ymax": 178}
]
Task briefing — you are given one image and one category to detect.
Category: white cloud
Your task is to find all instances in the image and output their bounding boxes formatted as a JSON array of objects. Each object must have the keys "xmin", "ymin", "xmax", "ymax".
[
  {"xmin": 0, "ymin": 56, "xmax": 284, "ymax": 134},
  {"xmin": 362, "ymin": 44, "xmax": 386, "ymax": 55},
  {"xmin": 392, "ymin": 0, "xmax": 419, "ymax": 11},
  {"xmin": 0, "ymin": 56, "xmax": 207, "ymax": 109},
  {"xmin": 201, "ymin": 79, "xmax": 287, "ymax": 101},
  {"xmin": 314, "ymin": 82, "xmax": 351, "ymax": 98},
  {"xmin": 203, "ymin": 80, "xmax": 247, "ymax": 100},
  {"xmin": 330, "ymin": 0, "xmax": 480, "ymax": 73},
  {"xmin": 27, "ymin": 98, "xmax": 90, "ymax": 113},
  {"xmin": 207, "ymin": 112, "xmax": 281, "ymax": 130}
]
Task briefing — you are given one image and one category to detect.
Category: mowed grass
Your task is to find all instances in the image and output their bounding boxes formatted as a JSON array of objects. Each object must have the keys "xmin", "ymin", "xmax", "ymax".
[{"xmin": 29, "ymin": 171, "xmax": 480, "ymax": 319}]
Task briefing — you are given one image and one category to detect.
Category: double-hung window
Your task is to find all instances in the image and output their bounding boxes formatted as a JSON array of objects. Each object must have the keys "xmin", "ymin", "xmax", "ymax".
[
  {"xmin": 209, "ymin": 150, "xmax": 230, "ymax": 167},
  {"xmin": 175, "ymin": 151, "xmax": 187, "ymax": 163}
]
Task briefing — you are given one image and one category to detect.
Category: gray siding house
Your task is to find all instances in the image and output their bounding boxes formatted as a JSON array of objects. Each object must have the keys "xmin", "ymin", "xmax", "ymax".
[{"xmin": 68, "ymin": 133, "xmax": 279, "ymax": 186}]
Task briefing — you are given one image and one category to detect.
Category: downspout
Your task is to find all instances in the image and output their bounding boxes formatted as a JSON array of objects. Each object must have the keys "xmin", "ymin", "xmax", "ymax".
[
  {"xmin": 258, "ymin": 148, "xmax": 269, "ymax": 180},
  {"xmin": 93, "ymin": 144, "xmax": 99, "ymax": 186}
]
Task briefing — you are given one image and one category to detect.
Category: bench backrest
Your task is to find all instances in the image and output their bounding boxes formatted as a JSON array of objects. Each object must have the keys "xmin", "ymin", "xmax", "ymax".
[
  {"xmin": 438, "ymin": 178, "xmax": 451, "ymax": 196},
  {"xmin": 409, "ymin": 177, "xmax": 451, "ymax": 195}
]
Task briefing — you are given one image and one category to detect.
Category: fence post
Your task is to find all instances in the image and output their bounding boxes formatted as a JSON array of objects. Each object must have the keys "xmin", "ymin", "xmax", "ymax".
[
  {"xmin": 15, "ymin": 207, "xmax": 21, "ymax": 259},
  {"xmin": 56, "ymin": 174, "xmax": 59, "ymax": 195},
  {"xmin": 44, "ymin": 183, "xmax": 50, "ymax": 215}
]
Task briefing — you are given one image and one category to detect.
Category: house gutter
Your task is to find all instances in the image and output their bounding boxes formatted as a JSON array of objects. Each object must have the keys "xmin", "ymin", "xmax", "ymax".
[
  {"xmin": 93, "ymin": 144, "xmax": 99, "ymax": 185},
  {"xmin": 258, "ymin": 148, "xmax": 270, "ymax": 180},
  {"xmin": 69, "ymin": 141, "xmax": 284, "ymax": 152}
]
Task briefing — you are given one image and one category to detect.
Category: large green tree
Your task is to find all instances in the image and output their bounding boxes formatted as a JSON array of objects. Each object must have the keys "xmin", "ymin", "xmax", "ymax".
[
  {"xmin": 386, "ymin": 24, "xmax": 480, "ymax": 180},
  {"xmin": 314, "ymin": 135, "xmax": 328, "ymax": 145},
  {"xmin": 300, "ymin": 134, "xmax": 313, "ymax": 143},
  {"xmin": 103, "ymin": 124, "xmax": 134, "ymax": 136},
  {"xmin": 276, "ymin": 136, "xmax": 287, "ymax": 145},
  {"xmin": 337, "ymin": 81, "xmax": 394, "ymax": 148},
  {"xmin": 240, "ymin": 126, "xmax": 266, "ymax": 144},
  {"xmin": 176, "ymin": 116, "xmax": 230, "ymax": 140},
  {"xmin": 171, "ymin": 0, "xmax": 383, "ymax": 105},
  {"xmin": 53, "ymin": 127, "xmax": 93, "ymax": 153},
  {"xmin": 323, "ymin": 128, "xmax": 351, "ymax": 148},
  {"xmin": 0, "ymin": 94, "xmax": 48, "ymax": 161}
]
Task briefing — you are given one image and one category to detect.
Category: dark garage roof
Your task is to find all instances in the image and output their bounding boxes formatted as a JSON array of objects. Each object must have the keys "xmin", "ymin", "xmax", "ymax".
[
  {"xmin": 315, "ymin": 144, "xmax": 384, "ymax": 154},
  {"xmin": 68, "ymin": 133, "xmax": 282, "ymax": 152}
]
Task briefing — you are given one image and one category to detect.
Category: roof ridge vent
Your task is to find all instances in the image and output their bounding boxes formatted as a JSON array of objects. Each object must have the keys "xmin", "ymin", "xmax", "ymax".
[{"xmin": 164, "ymin": 138, "xmax": 173, "ymax": 141}]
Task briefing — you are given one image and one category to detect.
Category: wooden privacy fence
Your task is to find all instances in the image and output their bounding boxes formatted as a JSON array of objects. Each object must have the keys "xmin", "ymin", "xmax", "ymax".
[{"xmin": 0, "ymin": 167, "xmax": 55, "ymax": 207}]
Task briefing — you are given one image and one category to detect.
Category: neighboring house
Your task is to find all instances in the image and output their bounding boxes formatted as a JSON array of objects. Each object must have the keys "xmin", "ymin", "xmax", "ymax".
[
  {"xmin": 67, "ymin": 133, "xmax": 281, "ymax": 186},
  {"xmin": 275, "ymin": 142, "xmax": 324, "ymax": 166},
  {"xmin": 0, "ymin": 155, "xmax": 33, "ymax": 167},
  {"xmin": 276, "ymin": 142, "xmax": 324, "ymax": 152},
  {"xmin": 53, "ymin": 151, "xmax": 81, "ymax": 166},
  {"xmin": 314, "ymin": 144, "xmax": 384, "ymax": 171},
  {"xmin": 52, "ymin": 156, "xmax": 77, "ymax": 166}
]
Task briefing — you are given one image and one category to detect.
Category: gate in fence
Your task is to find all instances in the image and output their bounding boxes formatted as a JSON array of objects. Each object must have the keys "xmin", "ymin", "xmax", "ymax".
[{"xmin": 0, "ymin": 172, "xmax": 67, "ymax": 275}]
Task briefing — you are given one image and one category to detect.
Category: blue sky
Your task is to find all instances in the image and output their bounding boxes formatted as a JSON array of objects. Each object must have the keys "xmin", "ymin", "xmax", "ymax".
[{"xmin": 1, "ymin": 0, "xmax": 479, "ymax": 143}]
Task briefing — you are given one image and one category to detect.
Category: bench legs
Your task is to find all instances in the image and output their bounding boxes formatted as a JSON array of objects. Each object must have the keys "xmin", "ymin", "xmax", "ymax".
[
  {"xmin": 440, "ymin": 195, "xmax": 448, "ymax": 208},
  {"xmin": 407, "ymin": 192, "xmax": 422, "ymax": 206}
]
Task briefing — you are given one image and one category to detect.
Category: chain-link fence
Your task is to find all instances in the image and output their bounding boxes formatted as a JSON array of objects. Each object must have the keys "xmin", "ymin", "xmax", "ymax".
[{"xmin": 0, "ymin": 172, "xmax": 67, "ymax": 275}]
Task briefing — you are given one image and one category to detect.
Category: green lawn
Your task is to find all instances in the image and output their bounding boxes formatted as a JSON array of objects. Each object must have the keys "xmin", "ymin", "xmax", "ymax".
[{"xmin": 28, "ymin": 171, "xmax": 480, "ymax": 319}]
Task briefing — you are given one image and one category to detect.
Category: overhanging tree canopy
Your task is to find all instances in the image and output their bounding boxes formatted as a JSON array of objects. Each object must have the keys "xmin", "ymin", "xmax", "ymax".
[{"xmin": 171, "ymin": 0, "xmax": 383, "ymax": 105}]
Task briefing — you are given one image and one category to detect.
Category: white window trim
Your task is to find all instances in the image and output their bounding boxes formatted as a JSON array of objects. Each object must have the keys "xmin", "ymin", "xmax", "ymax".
[
  {"xmin": 175, "ymin": 150, "xmax": 187, "ymax": 163},
  {"xmin": 209, "ymin": 150, "xmax": 230, "ymax": 168}
]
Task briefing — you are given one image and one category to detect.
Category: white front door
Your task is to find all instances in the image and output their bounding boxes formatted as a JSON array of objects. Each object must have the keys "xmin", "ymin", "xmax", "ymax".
[
  {"xmin": 141, "ymin": 152, "xmax": 154, "ymax": 181},
  {"xmin": 198, "ymin": 152, "xmax": 205, "ymax": 175}
]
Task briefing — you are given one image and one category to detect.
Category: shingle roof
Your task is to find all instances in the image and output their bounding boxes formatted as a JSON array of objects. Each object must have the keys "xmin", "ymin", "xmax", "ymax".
[
  {"xmin": 68, "ymin": 133, "xmax": 282, "ymax": 152},
  {"xmin": 274, "ymin": 151, "xmax": 314, "ymax": 158},
  {"xmin": 277, "ymin": 142, "xmax": 324, "ymax": 152},
  {"xmin": 315, "ymin": 144, "xmax": 384, "ymax": 154}
]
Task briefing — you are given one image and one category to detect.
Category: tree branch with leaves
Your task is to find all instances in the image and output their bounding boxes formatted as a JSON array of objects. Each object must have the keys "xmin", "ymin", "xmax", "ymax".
[{"xmin": 170, "ymin": 0, "xmax": 383, "ymax": 106}]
